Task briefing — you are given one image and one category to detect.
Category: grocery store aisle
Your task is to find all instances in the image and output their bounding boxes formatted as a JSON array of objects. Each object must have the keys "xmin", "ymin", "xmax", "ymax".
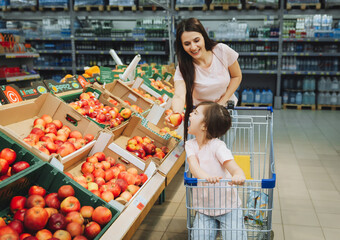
[{"xmin": 132, "ymin": 109, "xmax": 340, "ymax": 240}]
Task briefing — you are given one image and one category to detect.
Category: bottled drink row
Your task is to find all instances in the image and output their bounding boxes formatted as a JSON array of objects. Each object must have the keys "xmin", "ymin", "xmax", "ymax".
[
  {"xmin": 281, "ymin": 57, "xmax": 339, "ymax": 71},
  {"xmin": 282, "ymin": 91, "xmax": 316, "ymax": 105},
  {"xmin": 236, "ymin": 89, "xmax": 274, "ymax": 104},
  {"xmin": 75, "ymin": 41, "xmax": 166, "ymax": 52},
  {"xmin": 282, "ymin": 76, "xmax": 339, "ymax": 92},
  {"xmin": 317, "ymin": 92, "xmax": 340, "ymax": 105},
  {"xmin": 228, "ymin": 42, "xmax": 278, "ymax": 52},
  {"xmin": 283, "ymin": 43, "xmax": 339, "ymax": 53},
  {"xmin": 239, "ymin": 57, "xmax": 277, "ymax": 70},
  {"xmin": 34, "ymin": 56, "xmax": 72, "ymax": 67}
]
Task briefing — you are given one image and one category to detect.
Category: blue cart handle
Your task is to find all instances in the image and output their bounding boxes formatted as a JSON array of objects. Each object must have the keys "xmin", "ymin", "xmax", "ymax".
[
  {"xmin": 233, "ymin": 106, "xmax": 273, "ymax": 113},
  {"xmin": 184, "ymin": 172, "xmax": 276, "ymax": 189}
]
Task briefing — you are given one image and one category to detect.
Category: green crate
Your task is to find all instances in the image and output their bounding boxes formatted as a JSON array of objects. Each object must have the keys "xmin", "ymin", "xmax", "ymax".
[
  {"xmin": 0, "ymin": 162, "xmax": 121, "ymax": 239},
  {"xmin": 0, "ymin": 130, "xmax": 44, "ymax": 190}
]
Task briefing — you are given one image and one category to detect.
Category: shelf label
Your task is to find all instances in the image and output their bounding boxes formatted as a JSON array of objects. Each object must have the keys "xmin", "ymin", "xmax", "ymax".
[
  {"xmin": 94, "ymin": 37, "xmax": 98, "ymax": 41},
  {"xmin": 122, "ymin": 38, "xmax": 126, "ymax": 41},
  {"xmin": 133, "ymin": 195, "xmax": 147, "ymax": 211},
  {"xmin": 112, "ymin": 38, "xmax": 116, "ymax": 41},
  {"xmin": 145, "ymin": 51, "xmax": 149, "ymax": 55}
]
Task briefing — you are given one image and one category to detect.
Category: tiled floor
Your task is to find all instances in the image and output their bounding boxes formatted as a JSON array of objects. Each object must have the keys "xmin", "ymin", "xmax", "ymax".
[{"xmin": 132, "ymin": 109, "xmax": 340, "ymax": 240}]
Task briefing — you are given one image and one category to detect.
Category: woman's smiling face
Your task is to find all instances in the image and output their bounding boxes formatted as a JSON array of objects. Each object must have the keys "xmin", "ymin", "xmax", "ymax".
[{"xmin": 181, "ymin": 31, "xmax": 206, "ymax": 60}]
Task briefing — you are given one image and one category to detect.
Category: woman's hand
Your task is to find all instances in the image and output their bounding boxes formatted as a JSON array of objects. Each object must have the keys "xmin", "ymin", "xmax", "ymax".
[
  {"xmin": 206, "ymin": 176, "xmax": 222, "ymax": 184},
  {"xmin": 229, "ymin": 174, "xmax": 246, "ymax": 186},
  {"xmin": 164, "ymin": 114, "xmax": 177, "ymax": 129}
]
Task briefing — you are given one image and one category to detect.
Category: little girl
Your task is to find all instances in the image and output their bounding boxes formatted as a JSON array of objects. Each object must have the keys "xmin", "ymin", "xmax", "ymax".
[{"xmin": 185, "ymin": 101, "xmax": 246, "ymax": 240}]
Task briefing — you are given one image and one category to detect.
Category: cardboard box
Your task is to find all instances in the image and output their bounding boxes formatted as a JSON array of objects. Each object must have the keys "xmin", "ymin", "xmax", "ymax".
[
  {"xmin": 0, "ymin": 93, "xmax": 102, "ymax": 164},
  {"xmin": 98, "ymin": 80, "xmax": 154, "ymax": 115},
  {"xmin": 112, "ymin": 115, "xmax": 178, "ymax": 166},
  {"xmin": 51, "ymin": 131, "xmax": 157, "ymax": 211}
]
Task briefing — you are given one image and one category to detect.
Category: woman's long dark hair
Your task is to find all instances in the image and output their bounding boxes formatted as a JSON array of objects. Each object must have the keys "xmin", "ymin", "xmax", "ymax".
[{"xmin": 175, "ymin": 18, "xmax": 217, "ymax": 141}]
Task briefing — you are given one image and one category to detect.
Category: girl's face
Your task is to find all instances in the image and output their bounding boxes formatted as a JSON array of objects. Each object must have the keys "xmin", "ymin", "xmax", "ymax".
[
  {"xmin": 188, "ymin": 105, "xmax": 206, "ymax": 136},
  {"xmin": 181, "ymin": 31, "xmax": 206, "ymax": 60}
]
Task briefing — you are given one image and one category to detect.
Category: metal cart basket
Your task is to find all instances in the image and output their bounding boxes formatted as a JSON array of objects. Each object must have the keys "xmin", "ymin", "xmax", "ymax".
[{"xmin": 184, "ymin": 106, "xmax": 276, "ymax": 240}]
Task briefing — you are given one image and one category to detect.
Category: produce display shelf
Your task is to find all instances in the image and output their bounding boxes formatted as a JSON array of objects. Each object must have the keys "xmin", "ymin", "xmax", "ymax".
[
  {"xmin": 213, "ymin": 38, "xmax": 279, "ymax": 42},
  {"xmin": 242, "ymin": 70, "xmax": 278, "ymax": 74},
  {"xmin": 75, "ymin": 50, "xmax": 167, "ymax": 55},
  {"xmin": 281, "ymin": 71, "xmax": 340, "ymax": 76},
  {"xmin": 3, "ymin": 74, "xmax": 41, "ymax": 82},
  {"xmin": 239, "ymin": 52, "xmax": 278, "ymax": 56},
  {"xmin": 282, "ymin": 38, "xmax": 339, "ymax": 42},
  {"xmin": 282, "ymin": 52, "xmax": 340, "ymax": 57},
  {"xmin": 34, "ymin": 66, "xmax": 73, "ymax": 71},
  {"xmin": 0, "ymin": 53, "xmax": 40, "ymax": 58},
  {"xmin": 75, "ymin": 37, "xmax": 167, "ymax": 42},
  {"xmin": 36, "ymin": 50, "xmax": 73, "ymax": 54}
]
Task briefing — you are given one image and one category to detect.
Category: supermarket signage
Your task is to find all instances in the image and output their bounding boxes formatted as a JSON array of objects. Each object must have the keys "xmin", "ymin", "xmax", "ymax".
[
  {"xmin": 100, "ymin": 66, "xmax": 115, "ymax": 84},
  {"xmin": 0, "ymin": 81, "xmax": 48, "ymax": 104},
  {"xmin": 44, "ymin": 79, "xmax": 82, "ymax": 93}
]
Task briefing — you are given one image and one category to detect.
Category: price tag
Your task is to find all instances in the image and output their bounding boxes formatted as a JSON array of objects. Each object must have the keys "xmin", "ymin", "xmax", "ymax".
[
  {"xmin": 127, "ymin": 93, "xmax": 137, "ymax": 103},
  {"xmin": 146, "ymin": 104, "xmax": 165, "ymax": 125},
  {"xmin": 133, "ymin": 195, "xmax": 147, "ymax": 211},
  {"xmin": 131, "ymin": 77, "xmax": 144, "ymax": 89}
]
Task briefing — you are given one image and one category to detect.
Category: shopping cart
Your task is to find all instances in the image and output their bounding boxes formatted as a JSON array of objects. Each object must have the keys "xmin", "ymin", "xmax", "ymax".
[{"xmin": 184, "ymin": 106, "xmax": 275, "ymax": 240}]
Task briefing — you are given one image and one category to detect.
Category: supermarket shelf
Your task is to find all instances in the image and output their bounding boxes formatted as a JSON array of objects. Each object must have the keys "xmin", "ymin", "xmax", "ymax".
[
  {"xmin": 281, "ymin": 71, "xmax": 340, "ymax": 75},
  {"xmin": 239, "ymin": 52, "xmax": 278, "ymax": 56},
  {"xmin": 282, "ymin": 38, "xmax": 339, "ymax": 42},
  {"xmin": 0, "ymin": 53, "xmax": 39, "ymax": 58},
  {"xmin": 282, "ymin": 52, "xmax": 340, "ymax": 57},
  {"xmin": 26, "ymin": 37, "xmax": 71, "ymax": 41},
  {"xmin": 242, "ymin": 70, "xmax": 278, "ymax": 74},
  {"xmin": 34, "ymin": 66, "xmax": 73, "ymax": 71},
  {"xmin": 214, "ymin": 38, "xmax": 279, "ymax": 42},
  {"xmin": 36, "ymin": 50, "xmax": 73, "ymax": 54},
  {"xmin": 75, "ymin": 37, "xmax": 167, "ymax": 42},
  {"xmin": 1, "ymin": 74, "xmax": 41, "ymax": 82},
  {"xmin": 75, "ymin": 50, "xmax": 167, "ymax": 55}
]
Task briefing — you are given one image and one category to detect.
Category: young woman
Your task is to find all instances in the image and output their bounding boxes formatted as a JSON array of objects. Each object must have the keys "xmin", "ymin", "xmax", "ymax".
[{"xmin": 168, "ymin": 18, "xmax": 242, "ymax": 140}]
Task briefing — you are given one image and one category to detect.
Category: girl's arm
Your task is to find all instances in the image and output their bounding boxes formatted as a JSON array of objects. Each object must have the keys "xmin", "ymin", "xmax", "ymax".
[
  {"xmin": 217, "ymin": 61, "xmax": 242, "ymax": 105},
  {"xmin": 188, "ymin": 155, "xmax": 222, "ymax": 183},
  {"xmin": 223, "ymin": 159, "xmax": 246, "ymax": 185}
]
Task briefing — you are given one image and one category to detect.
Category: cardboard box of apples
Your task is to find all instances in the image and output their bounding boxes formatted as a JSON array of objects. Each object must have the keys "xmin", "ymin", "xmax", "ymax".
[
  {"xmin": 0, "ymin": 93, "xmax": 102, "ymax": 165},
  {"xmin": 59, "ymin": 85, "xmax": 134, "ymax": 130},
  {"xmin": 0, "ymin": 162, "xmax": 121, "ymax": 240},
  {"xmin": 52, "ymin": 131, "xmax": 157, "ymax": 210},
  {"xmin": 94, "ymin": 80, "xmax": 154, "ymax": 116},
  {"xmin": 0, "ymin": 127, "xmax": 44, "ymax": 189}
]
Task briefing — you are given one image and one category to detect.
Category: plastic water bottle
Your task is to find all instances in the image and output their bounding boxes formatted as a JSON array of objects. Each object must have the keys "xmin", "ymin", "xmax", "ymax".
[
  {"xmin": 331, "ymin": 92, "xmax": 337, "ymax": 105},
  {"xmin": 255, "ymin": 89, "xmax": 261, "ymax": 103},
  {"xmin": 318, "ymin": 93, "xmax": 325, "ymax": 105},
  {"xmin": 302, "ymin": 77, "xmax": 309, "ymax": 91},
  {"xmin": 289, "ymin": 92, "xmax": 296, "ymax": 104},
  {"xmin": 332, "ymin": 77, "xmax": 339, "ymax": 91},
  {"xmin": 283, "ymin": 79, "xmax": 289, "ymax": 90},
  {"xmin": 325, "ymin": 92, "xmax": 331, "ymax": 105},
  {"xmin": 297, "ymin": 79, "xmax": 302, "ymax": 90},
  {"xmin": 326, "ymin": 77, "xmax": 332, "ymax": 91},
  {"xmin": 318, "ymin": 77, "xmax": 326, "ymax": 91},
  {"xmin": 310, "ymin": 77, "xmax": 316, "ymax": 91},
  {"xmin": 296, "ymin": 92, "xmax": 303, "ymax": 105},
  {"xmin": 261, "ymin": 90, "xmax": 267, "ymax": 104},
  {"xmin": 266, "ymin": 89, "xmax": 273, "ymax": 104},
  {"xmin": 242, "ymin": 89, "xmax": 248, "ymax": 103},
  {"xmin": 283, "ymin": 91, "xmax": 289, "ymax": 104},
  {"xmin": 303, "ymin": 92, "xmax": 310, "ymax": 105},
  {"xmin": 247, "ymin": 89, "xmax": 254, "ymax": 103},
  {"xmin": 310, "ymin": 92, "xmax": 316, "ymax": 105}
]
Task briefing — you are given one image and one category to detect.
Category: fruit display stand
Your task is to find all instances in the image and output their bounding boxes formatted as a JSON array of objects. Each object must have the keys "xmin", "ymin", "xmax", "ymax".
[
  {"xmin": 0, "ymin": 93, "xmax": 101, "ymax": 164},
  {"xmin": 55, "ymin": 131, "xmax": 158, "ymax": 210},
  {"xmin": 0, "ymin": 126, "xmax": 44, "ymax": 189},
  {"xmin": 0, "ymin": 162, "xmax": 121, "ymax": 240}
]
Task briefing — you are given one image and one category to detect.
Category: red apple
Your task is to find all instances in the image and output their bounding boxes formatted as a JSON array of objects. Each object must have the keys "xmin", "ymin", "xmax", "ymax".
[
  {"xmin": 105, "ymin": 156, "xmax": 116, "ymax": 167},
  {"xmin": 0, "ymin": 217, "xmax": 5, "ymax": 228},
  {"xmin": 104, "ymin": 169, "xmax": 114, "ymax": 182},
  {"xmin": 169, "ymin": 113, "xmax": 183, "ymax": 127},
  {"xmin": 139, "ymin": 173, "xmax": 148, "ymax": 184},
  {"xmin": 106, "ymin": 182, "xmax": 121, "ymax": 198},
  {"xmin": 13, "ymin": 209, "xmax": 26, "ymax": 222},
  {"xmin": 0, "ymin": 226, "xmax": 19, "ymax": 240},
  {"xmin": 0, "ymin": 148, "xmax": 17, "ymax": 165},
  {"xmin": 19, "ymin": 233, "xmax": 31, "ymax": 240},
  {"xmin": 127, "ymin": 167, "xmax": 138, "ymax": 176},
  {"xmin": 28, "ymin": 186, "xmax": 46, "ymax": 197},
  {"xmin": 93, "ymin": 162, "xmax": 103, "ymax": 171},
  {"xmin": 60, "ymin": 196, "xmax": 81, "ymax": 214},
  {"xmin": 87, "ymin": 182, "xmax": 98, "ymax": 191},
  {"xmin": 52, "ymin": 230, "xmax": 71, "ymax": 240},
  {"xmin": 74, "ymin": 139, "xmax": 86, "ymax": 150},
  {"xmin": 81, "ymin": 162, "xmax": 94, "ymax": 174},
  {"xmin": 120, "ymin": 191, "xmax": 132, "ymax": 202},
  {"xmin": 48, "ymin": 213, "xmax": 67, "ymax": 231},
  {"xmin": 101, "ymin": 161, "xmax": 110, "ymax": 170},
  {"xmin": 45, "ymin": 142, "xmax": 57, "ymax": 154},
  {"xmin": 154, "ymin": 151, "xmax": 165, "ymax": 159},
  {"xmin": 93, "ymin": 152, "xmax": 105, "ymax": 162},
  {"xmin": 94, "ymin": 177, "xmax": 105, "ymax": 186},
  {"xmin": 10, "ymin": 196, "xmax": 26, "ymax": 213},
  {"xmin": 115, "ymin": 179, "xmax": 128, "ymax": 192},
  {"xmin": 110, "ymin": 167, "xmax": 121, "ymax": 179},
  {"xmin": 7, "ymin": 220, "xmax": 23, "ymax": 235},
  {"xmin": 58, "ymin": 185, "xmax": 75, "ymax": 200},
  {"xmin": 41, "ymin": 114, "xmax": 52, "ymax": 124},
  {"xmin": 100, "ymin": 191, "xmax": 113, "ymax": 203},
  {"xmin": 35, "ymin": 229, "xmax": 52, "ymax": 240},
  {"xmin": 26, "ymin": 195, "xmax": 45, "ymax": 208},
  {"xmin": 45, "ymin": 133, "xmax": 57, "ymax": 142},
  {"xmin": 127, "ymin": 185, "xmax": 140, "ymax": 196},
  {"xmin": 134, "ymin": 175, "xmax": 142, "ymax": 186},
  {"xmin": 64, "ymin": 172, "xmax": 74, "ymax": 180},
  {"xmin": 90, "ymin": 190, "xmax": 101, "ymax": 198},
  {"xmin": 69, "ymin": 131, "xmax": 82, "ymax": 139},
  {"xmin": 24, "ymin": 207, "xmax": 49, "ymax": 232},
  {"xmin": 66, "ymin": 222, "xmax": 83, "ymax": 237},
  {"xmin": 80, "ymin": 206, "xmax": 94, "ymax": 219},
  {"xmin": 123, "ymin": 173, "xmax": 136, "ymax": 185},
  {"xmin": 11, "ymin": 161, "xmax": 30, "ymax": 174},
  {"xmin": 92, "ymin": 206, "xmax": 112, "ymax": 226},
  {"xmin": 34, "ymin": 118, "xmax": 46, "ymax": 128},
  {"xmin": 86, "ymin": 156, "xmax": 98, "ymax": 164},
  {"xmin": 73, "ymin": 236, "xmax": 88, "ymax": 240},
  {"xmin": 52, "ymin": 120, "xmax": 63, "ymax": 129},
  {"xmin": 0, "ymin": 158, "xmax": 9, "ymax": 175},
  {"xmin": 65, "ymin": 211, "xmax": 84, "ymax": 225},
  {"xmin": 45, "ymin": 208, "xmax": 58, "ymax": 218},
  {"xmin": 84, "ymin": 221, "xmax": 101, "ymax": 239},
  {"xmin": 93, "ymin": 169, "xmax": 105, "ymax": 179},
  {"xmin": 84, "ymin": 134, "xmax": 94, "ymax": 144},
  {"xmin": 45, "ymin": 193, "xmax": 60, "ymax": 209},
  {"xmin": 30, "ymin": 128, "xmax": 45, "ymax": 140},
  {"xmin": 83, "ymin": 173, "xmax": 95, "ymax": 183},
  {"xmin": 120, "ymin": 108, "xmax": 132, "ymax": 119},
  {"xmin": 115, "ymin": 163, "xmax": 126, "ymax": 172}
]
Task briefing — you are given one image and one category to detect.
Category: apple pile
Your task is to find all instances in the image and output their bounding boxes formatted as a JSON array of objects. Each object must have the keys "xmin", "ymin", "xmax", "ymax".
[
  {"xmin": 123, "ymin": 100, "xmax": 143, "ymax": 114},
  {"xmin": 132, "ymin": 88, "xmax": 165, "ymax": 105},
  {"xmin": 68, "ymin": 92, "xmax": 132, "ymax": 129},
  {"xmin": 67, "ymin": 152, "xmax": 148, "ymax": 204},
  {"xmin": 159, "ymin": 127, "xmax": 182, "ymax": 140},
  {"xmin": 0, "ymin": 148, "xmax": 31, "ymax": 182},
  {"xmin": 1, "ymin": 184, "xmax": 112, "ymax": 240},
  {"xmin": 150, "ymin": 80, "xmax": 175, "ymax": 94},
  {"xmin": 23, "ymin": 114, "xmax": 95, "ymax": 158},
  {"xmin": 126, "ymin": 136, "xmax": 169, "ymax": 161}
]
